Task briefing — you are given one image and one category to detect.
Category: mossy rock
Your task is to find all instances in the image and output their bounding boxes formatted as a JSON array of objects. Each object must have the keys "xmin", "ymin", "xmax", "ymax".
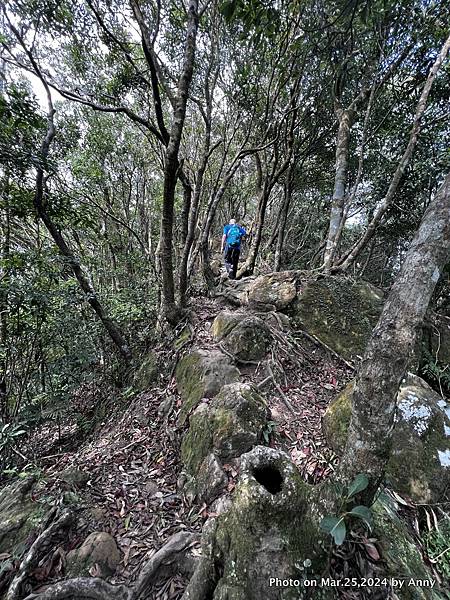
[
  {"xmin": 180, "ymin": 383, "xmax": 268, "ymax": 476},
  {"xmin": 323, "ymin": 374, "xmax": 450, "ymax": 503},
  {"xmin": 0, "ymin": 477, "xmax": 48, "ymax": 558},
  {"xmin": 247, "ymin": 271, "xmax": 299, "ymax": 310},
  {"xmin": 222, "ymin": 316, "xmax": 272, "ymax": 362},
  {"xmin": 212, "ymin": 447, "xmax": 323, "ymax": 600},
  {"xmin": 291, "ymin": 276, "xmax": 384, "ymax": 360},
  {"xmin": 176, "ymin": 350, "xmax": 240, "ymax": 425},
  {"xmin": 211, "ymin": 311, "xmax": 245, "ymax": 342},
  {"xmin": 373, "ymin": 500, "xmax": 446, "ymax": 599},
  {"xmin": 66, "ymin": 531, "xmax": 121, "ymax": 578},
  {"xmin": 133, "ymin": 352, "xmax": 159, "ymax": 392}
]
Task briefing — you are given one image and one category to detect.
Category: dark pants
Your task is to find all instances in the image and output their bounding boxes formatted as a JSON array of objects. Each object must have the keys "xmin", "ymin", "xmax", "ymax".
[{"xmin": 225, "ymin": 246, "xmax": 240, "ymax": 279}]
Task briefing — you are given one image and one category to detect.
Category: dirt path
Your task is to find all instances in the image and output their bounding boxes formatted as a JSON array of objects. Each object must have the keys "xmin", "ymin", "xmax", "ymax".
[{"xmin": 22, "ymin": 292, "xmax": 353, "ymax": 599}]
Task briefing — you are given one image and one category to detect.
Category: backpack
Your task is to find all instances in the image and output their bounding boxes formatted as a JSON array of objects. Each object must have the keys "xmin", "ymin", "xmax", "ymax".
[{"xmin": 227, "ymin": 225, "xmax": 243, "ymax": 247}]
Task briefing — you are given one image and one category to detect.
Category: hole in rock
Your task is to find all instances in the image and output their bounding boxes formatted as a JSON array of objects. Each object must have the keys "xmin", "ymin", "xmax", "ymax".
[{"xmin": 252, "ymin": 465, "xmax": 283, "ymax": 494}]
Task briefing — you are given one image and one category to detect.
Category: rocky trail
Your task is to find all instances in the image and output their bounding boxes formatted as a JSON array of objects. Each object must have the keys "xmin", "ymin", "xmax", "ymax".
[{"xmin": 1, "ymin": 271, "xmax": 449, "ymax": 600}]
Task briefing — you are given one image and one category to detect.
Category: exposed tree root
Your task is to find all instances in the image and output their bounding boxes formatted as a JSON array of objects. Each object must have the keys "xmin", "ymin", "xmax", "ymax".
[
  {"xmin": 23, "ymin": 578, "xmax": 131, "ymax": 600},
  {"xmin": 131, "ymin": 531, "xmax": 199, "ymax": 599},
  {"xmin": 7, "ymin": 508, "xmax": 75, "ymax": 600},
  {"xmin": 20, "ymin": 530, "xmax": 199, "ymax": 600}
]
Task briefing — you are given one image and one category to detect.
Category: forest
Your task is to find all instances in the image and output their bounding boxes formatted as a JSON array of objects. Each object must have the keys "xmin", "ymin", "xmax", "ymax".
[{"xmin": 0, "ymin": 0, "xmax": 450, "ymax": 598}]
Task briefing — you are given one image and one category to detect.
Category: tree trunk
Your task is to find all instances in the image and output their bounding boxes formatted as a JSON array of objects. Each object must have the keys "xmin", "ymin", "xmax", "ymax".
[
  {"xmin": 239, "ymin": 183, "xmax": 270, "ymax": 277},
  {"xmin": 158, "ymin": 0, "xmax": 199, "ymax": 322},
  {"xmin": 179, "ymin": 179, "xmax": 192, "ymax": 248},
  {"xmin": 339, "ymin": 172, "xmax": 450, "ymax": 502},
  {"xmin": 274, "ymin": 168, "xmax": 293, "ymax": 271},
  {"xmin": 0, "ymin": 174, "xmax": 10, "ymax": 420},
  {"xmin": 322, "ymin": 107, "xmax": 353, "ymax": 270},
  {"xmin": 336, "ymin": 33, "xmax": 450, "ymax": 272}
]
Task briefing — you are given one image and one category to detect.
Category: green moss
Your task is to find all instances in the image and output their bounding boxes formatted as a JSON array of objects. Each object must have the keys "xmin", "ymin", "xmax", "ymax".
[
  {"xmin": 373, "ymin": 502, "xmax": 446, "ymax": 599},
  {"xmin": 180, "ymin": 404, "xmax": 214, "ymax": 475},
  {"xmin": 292, "ymin": 277, "xmax": 383, "ymax": 360},
  {"xmin": 174, "ymin": 325, "xmax": 192, "ymax": 350},
  {"xmin": 176, "ymin": 353, "xmax": 204, "ymax": 425},
  {"xmin": 322, "ymin": 382, "xmax": 353, "ymax": 453},
  {"xmin": 211, "ymin": 312, "xmax": 242, "ymax": 341},
  {"xmin": 213, "ymin": 454, "xmax": 326, "ymax": 600},
  {"xmin": 222, "ymin": 317, "xmax": 271, "ymax": 362},
  {"xmin": 324, "ymin": 378, "xmax": 450, "ymax": 504},
  {"xmin": 0, "ymin": 478, "xmax": 48, "ymax": 558},
  {"xmin": 180, "ymin": 385, "xmax": 267, "ymax": 476},
  {"xmin": 387, "ymin": 408, "xmax": 447, "ymax": 503}
]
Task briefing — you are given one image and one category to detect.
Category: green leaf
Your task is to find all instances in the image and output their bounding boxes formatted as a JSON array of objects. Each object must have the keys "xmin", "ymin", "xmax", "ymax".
[
  {"xmin": 347, "ymin": 474, "xmax": 369, "ymax": 498},
  {"xmin": 320, "ymin": 516, "xmax": 347, "ymax": 545},
  {"xmin": 349, "ymin": 505, "xmax": 373, "ymax": 530}
]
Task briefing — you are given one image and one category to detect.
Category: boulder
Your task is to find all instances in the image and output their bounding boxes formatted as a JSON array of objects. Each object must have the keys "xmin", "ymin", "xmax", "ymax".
[
  {"xmin": 221, "ymin": 316, "xmax": 272, "ymax": 362},
  {"xmin": 211, "ymin": 311, "xmax": 244, "ymax": 341},
  {"xmin": 180, "ymin": 383, "xmax": 268, "ymax": 476},
  {"xmin": 323, "ymin": 374, "xmax": 450, "ymax": 503},
  {"xmin": 66, "ymin": 531, "xmax": 121, "ymax": 578},
  {"xmin": 291, "ymin": 276, "xmax": 384, "ymax": 360},
  {"xmin": 246, "ymin": 271, "xmax": 299, "ymax": 311},
  {"xmin": 183, "ymin": 447, "xmax": 319, "ymax": 600},
  {"xmin": 176, "ymin": 350, "xmax": 240, "ymax": 425},
  {"xmin": 0, "ymin": 478, "xmax": 48, "ymax": 557}
]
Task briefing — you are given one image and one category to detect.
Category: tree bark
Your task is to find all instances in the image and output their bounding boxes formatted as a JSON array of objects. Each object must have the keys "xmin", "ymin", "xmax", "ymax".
[
  {"xmin": 178, "ymin": 61, "xmax": 219, "ymax": 305},
  {"xmin": 0, "ymin": 174, "xmax": 10, "ymax": 420},
  {"xmin": 339, "ymin": 172, "xmax": 450, "ymax": 502},
  {"xmin": 336, "ymin": 33, "xmax": 450, "ymax": 272},
  {"xmin": 157, "ymin": 0, "xmax": 199, "ymax": 322},
  {"xmin": 322, "ymin": 106, "xmax": 353, "ymax": 270}
]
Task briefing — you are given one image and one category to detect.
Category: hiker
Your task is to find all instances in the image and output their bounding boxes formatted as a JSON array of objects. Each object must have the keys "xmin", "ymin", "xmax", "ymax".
[{"xmin": 221, "ymin": 218, "xmax": 246, "ymax": 279}]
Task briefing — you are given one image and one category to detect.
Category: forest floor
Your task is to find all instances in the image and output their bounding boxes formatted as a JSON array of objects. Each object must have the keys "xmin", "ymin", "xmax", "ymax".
[{"xmin": 22, "ymin": 287, "xmax": 355, "ymax": 599}]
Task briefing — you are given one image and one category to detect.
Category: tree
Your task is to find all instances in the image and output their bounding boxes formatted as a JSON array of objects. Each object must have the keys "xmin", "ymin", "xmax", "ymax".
[{"xmin": 339, "ymin": 172, "xmax": 450, "ymax": 501}]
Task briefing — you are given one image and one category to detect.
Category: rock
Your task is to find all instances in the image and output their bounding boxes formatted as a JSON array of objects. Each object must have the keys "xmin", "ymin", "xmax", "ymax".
[
  {"xmin": 0, "ymin": 478, "xmax": 48, "ymax": 557},
  {"xmin": 195, "ymin": 454, "xmax": 228, "ymax": 504},
  {"xmin": 158, "ymin": 396, "xmax": 173, "ymax": 418},
  {"xmin": 211, "ymin": 311, "xmax": 244, "ymax": 341},
  {"xmin": 133, "ymin": 352, "xmax": 159, "ymax": 392},
  {"xmin": 59, "ymin": 468, "xmax": 90, "ymax": 488},
  {"xmin": 372, "ymin": 499, "xmax": 444, "ymax": 600},
  {"xmin": 323, "ymin": 374, "xmax": 450, "ymax": 503},
  {"xmin": 199, "ymin": 447, "xmax": 318, "ymax": 600},
  {"xmin": 176, "ymin": 350, "xmax": 240, "ymax": 425},
  {"xmin": 247, "ymin": 271, "xmax": 299, "ymax": 310},
  {"xmin": 180, "ymin": 383, "xmax": 268, "ymax": 476},
  {"xmin": 66, "ymin": 531, "xmax": 121, "ymax": 578},
  {"xmin": 221, "ymin": 316, "xmax": 272, "ymax": 362},
  {"xmin": 291, "ymin": 276, "xmax": 384, "ymax": 360}
]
